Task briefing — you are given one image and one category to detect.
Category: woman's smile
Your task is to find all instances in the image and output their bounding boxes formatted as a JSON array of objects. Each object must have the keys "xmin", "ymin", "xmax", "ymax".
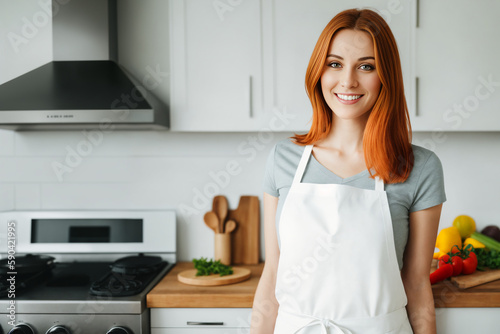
[{"xmin": 335, "ymin": 93, "xmax": 364, "ymax": 104}]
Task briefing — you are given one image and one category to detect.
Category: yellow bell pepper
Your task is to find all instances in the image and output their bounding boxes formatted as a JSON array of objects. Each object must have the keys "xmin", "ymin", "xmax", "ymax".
[
  {"xmin": 433, "ymin": 226, "xmax": 462, "ymax": 259},
  {"xmin": 464, "ymin": 237, "xmax": 486, "ymax": 249}
]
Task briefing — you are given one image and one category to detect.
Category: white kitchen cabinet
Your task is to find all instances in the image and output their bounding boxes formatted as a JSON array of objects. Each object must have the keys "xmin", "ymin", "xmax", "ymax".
[
  {"xmin": 413, "ymin": 0, "xmax": 500, "ymax": 131},
  {"xmin": 260, "ymin": 0, "xmax": 416, "ymax": 132},
  {"xmin": 151, "ymin": 308, "xmax": 251, "ymax": 333},
  {"xmin": 169, "ymin": 0, "xmax": 263, "ymax": 131}
]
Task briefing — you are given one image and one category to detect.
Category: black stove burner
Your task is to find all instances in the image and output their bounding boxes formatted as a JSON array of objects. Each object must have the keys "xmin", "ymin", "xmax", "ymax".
[{"xmin": 90, "ymin": 261, "xmax": 167, "ymax": 297}]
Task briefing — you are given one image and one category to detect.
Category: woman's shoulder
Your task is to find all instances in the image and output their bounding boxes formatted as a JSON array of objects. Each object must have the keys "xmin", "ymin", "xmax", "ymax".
[
  {"xmin": 411, "ymin": 144, "xmax": 443, "ymax": 171},
  {"xmin": 273, "ymin": 137, "xmax": 306, "ymax": 159}
]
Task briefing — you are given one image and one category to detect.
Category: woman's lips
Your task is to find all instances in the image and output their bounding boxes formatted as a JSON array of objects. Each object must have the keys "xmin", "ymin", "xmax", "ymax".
[{"xmin": 335, "ymin": 93, "xmax": 363, "ymax": 105}]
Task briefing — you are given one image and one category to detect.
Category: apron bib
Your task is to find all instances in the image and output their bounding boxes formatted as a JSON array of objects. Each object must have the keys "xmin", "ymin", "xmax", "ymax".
[{"xmin": 274, "ymin": 145, "xmax": 413, "ymax": 334}]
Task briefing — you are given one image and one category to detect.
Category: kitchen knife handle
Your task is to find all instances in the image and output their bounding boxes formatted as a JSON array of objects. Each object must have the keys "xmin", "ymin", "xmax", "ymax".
[{"xmin": 187, "ymin": 321, "xmax": 224, "ymax": 326}]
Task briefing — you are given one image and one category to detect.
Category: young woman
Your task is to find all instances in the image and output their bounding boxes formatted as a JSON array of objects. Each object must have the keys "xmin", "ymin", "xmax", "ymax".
[{"xmin": 250, "ymin": 8, "xmax": 446, "ymax": 334}]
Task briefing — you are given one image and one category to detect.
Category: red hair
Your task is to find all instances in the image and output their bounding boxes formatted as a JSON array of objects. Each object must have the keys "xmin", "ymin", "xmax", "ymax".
[{"xmin": 292, "ymin": 8, "xmax": 413, "ymax": 183}]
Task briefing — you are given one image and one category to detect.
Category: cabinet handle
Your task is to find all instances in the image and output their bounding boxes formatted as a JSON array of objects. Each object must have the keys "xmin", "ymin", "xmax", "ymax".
[
  {"xmin": 415, "ymin": 76, "xmax": 419, "ymax": 117},
  {"xmin": 247, "ymin": 75, "xmax": 253, "ymax": 118},
  {"xmin": 416, "ymin": 0, "xmax": 420, "ymax": 27},
  {"xmin": 186, "ymin": 321, "xmax": 224, "ymax": 326}
]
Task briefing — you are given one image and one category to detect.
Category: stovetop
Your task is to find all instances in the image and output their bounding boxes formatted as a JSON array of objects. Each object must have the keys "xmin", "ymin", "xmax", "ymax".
[{"xmin": 0, "ymin": 260, "xmax": 175, "ymax": 314}]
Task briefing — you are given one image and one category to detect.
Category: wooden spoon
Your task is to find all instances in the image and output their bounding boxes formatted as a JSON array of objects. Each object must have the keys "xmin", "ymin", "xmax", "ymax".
[
  {"xmin": 224, "ymin": 219, "xmax": 237, "ymax": 234},
  {"xmin": 203, "ymin": 211, "xmax": 219, "ymax": 233},
  {"xmin": 213, "ymin": 195, "xmax": 228, "ymax": 233}
]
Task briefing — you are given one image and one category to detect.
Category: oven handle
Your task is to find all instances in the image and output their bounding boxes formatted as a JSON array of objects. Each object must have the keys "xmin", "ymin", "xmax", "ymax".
[{"xmin": 186, "ymin": 321, "xmax": 224, "ymax": 326}]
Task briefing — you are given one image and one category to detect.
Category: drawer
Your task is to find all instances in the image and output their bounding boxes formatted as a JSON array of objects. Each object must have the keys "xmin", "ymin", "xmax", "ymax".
[
  {"xmin": 151, "ymin": 308, "xmax": 252, "ymax": 328},
  {"xmin": 152, "ymin": 329, "xmax": 249, "ymax": 334}
]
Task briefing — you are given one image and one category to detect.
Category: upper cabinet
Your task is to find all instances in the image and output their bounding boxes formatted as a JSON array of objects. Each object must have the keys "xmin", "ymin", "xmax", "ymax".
[
  {"xmin": 171, "ymin": 0, "xmax": 415, "ymax": 132},
  {"xmin": 169, "ymin": 0, "xmax": 263, "ymax": 131},
  {"xmin": 171, "ymin": 0, "xmax": 500, "ymax": 132},
  {"xmin": 261, "ymin": 0, "xmax": 416, "ymax": 132},
  {"xmin": 413, "ymin": 0, "xmax": 500, "ymax": 131}
]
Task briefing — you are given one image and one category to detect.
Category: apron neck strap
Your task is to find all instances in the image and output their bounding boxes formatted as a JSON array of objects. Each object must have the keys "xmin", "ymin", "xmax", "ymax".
[
  {"xmin": 292, "ymin": 145, "xmax": 314, "ymax": 184},
  {"xmin": 375, "ymin": 176, "xmax": 384, "ymax": 191}
]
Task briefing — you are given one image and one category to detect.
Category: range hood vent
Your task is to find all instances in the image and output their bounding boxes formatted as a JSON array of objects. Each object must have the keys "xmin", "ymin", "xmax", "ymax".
[{"xmin": 0, "ymin": 60, "xmax": 169, "ymax": 130}]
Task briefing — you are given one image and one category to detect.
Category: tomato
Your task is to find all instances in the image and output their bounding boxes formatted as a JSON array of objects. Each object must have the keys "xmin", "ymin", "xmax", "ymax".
[
  {"xmin": 462, "ymin": 251, "xmax": 478, "ymax": 275},
  {"xmin": 438, "ymin": 254, "xmax": 463, "ymax": 276}
]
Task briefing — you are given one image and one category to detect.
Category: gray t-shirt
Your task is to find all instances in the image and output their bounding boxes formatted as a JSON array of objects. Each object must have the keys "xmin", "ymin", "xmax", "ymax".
[{"xmin": 263, "ymin": 138, "xmax": 446, "ymax": 270}]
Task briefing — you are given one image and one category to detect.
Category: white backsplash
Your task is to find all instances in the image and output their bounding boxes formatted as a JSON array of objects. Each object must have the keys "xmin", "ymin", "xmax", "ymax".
[{"xmin": 1, "ymin": 130, "xmax": 499, "ymax": 261}]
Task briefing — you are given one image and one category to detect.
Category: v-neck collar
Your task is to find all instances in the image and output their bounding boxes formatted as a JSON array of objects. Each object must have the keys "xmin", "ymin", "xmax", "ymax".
[{"xmin": 309, "ymin": 151, "xmax": 370, "ymax": 183}]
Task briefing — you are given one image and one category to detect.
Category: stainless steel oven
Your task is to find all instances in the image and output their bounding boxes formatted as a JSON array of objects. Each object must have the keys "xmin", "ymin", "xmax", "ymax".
[{"xmin": 0, "ymin": 210, "xmax": 176, "ymax": 334}]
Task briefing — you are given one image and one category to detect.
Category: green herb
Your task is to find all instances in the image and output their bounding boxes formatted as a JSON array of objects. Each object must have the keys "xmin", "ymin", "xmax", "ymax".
[
  {"xmin": 192, "ymin": 257, "xmax": 233, "ymax": 276},
  {"xmin": 473, "ymin": 248, "xmax": 500, "ymax": 270}
]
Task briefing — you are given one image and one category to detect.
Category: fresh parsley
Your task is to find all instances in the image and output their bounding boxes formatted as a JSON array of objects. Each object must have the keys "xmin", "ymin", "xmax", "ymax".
[
  {"xmin": 192, "ymin": 257, "xmax": 234, "ymax": 276},
  {"xmin": 474, "ymin": 248, "xmax": 500, "ymax": 270}
]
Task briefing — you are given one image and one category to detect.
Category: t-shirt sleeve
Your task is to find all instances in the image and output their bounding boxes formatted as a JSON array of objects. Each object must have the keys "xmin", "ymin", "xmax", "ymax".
[
  {"xmin": 263, "ymin": 145, "xmax": 279, "ymax": 197},
  {"xmin": 410, "ymin": 152, "xmax": 447, "ymax": 212}
]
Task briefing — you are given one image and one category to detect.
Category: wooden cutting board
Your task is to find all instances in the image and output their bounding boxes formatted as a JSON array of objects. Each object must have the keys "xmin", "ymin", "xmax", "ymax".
[
  {"xmin": 177, "ymin": 267, "xmax": 251, "ymax": 286},
  {"xmin": 227, "ymin": 196, "xmax": 260, "ymax": 264},
  {"xmin": 451, "ymin": 269, "xmax": 500, "ymax": 289}
]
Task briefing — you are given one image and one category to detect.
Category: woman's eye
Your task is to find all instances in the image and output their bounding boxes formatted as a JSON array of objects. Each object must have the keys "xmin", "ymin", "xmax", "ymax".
[
  {"xmin": 360, "ymin": 64, "xmax": 375, "ymax": 71},
  {"xmin": 328, "ymin": 62, "xmax": 342, "ymax": 68}
]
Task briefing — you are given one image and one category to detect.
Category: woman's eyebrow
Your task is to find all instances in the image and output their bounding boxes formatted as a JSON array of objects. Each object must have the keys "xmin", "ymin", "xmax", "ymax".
[{"xmin": 326, "ymin": 54, "xmax": 375, "ymax": 61}]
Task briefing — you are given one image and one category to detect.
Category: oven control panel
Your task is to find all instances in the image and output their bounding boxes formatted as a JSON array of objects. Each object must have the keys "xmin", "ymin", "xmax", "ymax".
[{"xmin": 0, "ymin": 320, "xmax": 136, "ymax": 334}]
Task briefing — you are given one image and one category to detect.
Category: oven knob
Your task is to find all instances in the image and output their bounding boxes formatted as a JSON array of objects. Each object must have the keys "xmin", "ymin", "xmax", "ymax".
[
  {"xmin": 46, "ymin": 325, "xmax": 69, "ymax": 334},
  {"xmin": 8, "ymin": 324, "xmax": 34, "ymax": 334},
  {"xmin": 106, "ymin": 327, "xmax": 130, "ymax": 334}
]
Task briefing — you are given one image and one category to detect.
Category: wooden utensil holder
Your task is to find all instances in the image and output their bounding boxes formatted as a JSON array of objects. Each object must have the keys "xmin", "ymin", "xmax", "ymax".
[{"xmin": 214, "ymin": 233, "xmax": 231, "ymax": 265}]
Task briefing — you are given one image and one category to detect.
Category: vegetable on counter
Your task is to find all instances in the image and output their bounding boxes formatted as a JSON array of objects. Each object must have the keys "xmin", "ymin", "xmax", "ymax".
[
  {"xmin": 464, "ymin": 237, "xmax": 485, "ymax": 249},
  {"xmin": 430, "ymin": 263, "xmax": 453, "ymax": 285},
  {"xmin": 470, "ymin": 232, "xmax": 500, "ymax": 252},
  {"xmin": 438, "ymin": 253, "xmax": 463, "ymax": 276},
  {"xmin": 433, "ymin": 226, "xmax": 462, "ymax": 259},
  {"xmin": 192, "ymin": 257, "xmax": 233, "ymax": 277},
  {"xmin": 481, "ymin": 225, "xmax": 500, "ymax": 243},
  {"xmin": 474, "ymin": 248, "xmax": 500, "ymax": 270}
]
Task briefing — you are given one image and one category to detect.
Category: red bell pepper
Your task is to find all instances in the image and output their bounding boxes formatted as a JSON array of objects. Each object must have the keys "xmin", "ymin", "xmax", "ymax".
[{"xmin": 430, "ymin": 263, "xmax": 453, "ymax": 285}]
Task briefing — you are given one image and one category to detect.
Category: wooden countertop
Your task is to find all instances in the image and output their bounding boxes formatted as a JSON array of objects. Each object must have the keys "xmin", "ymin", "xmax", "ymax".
[
  {"xmin": 147, "ymin": 262, "xmax": 500, "ymax": 308},
  {"xmin": 147, "ymin": 262, "xmax": 264, "ymax": 308}
]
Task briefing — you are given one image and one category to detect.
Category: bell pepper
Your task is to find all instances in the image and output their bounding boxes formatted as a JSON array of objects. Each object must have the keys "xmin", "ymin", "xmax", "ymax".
[
  {"xmin": 464, "ymin": 237, "xmax": 485, "ymax": 249},
  {"xmin": 433, "ymin": 226, "xmax": 462, "ymax": 259}
]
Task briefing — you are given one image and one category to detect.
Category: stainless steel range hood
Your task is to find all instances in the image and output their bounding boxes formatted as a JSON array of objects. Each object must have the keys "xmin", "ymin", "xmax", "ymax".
[
  {"xmin": 0, "ymin": 60, "xmax": 169, "ymax": 130},
  {"xmin": 0, "ymin": 0, "xmax": 169, "ymax": 131}
]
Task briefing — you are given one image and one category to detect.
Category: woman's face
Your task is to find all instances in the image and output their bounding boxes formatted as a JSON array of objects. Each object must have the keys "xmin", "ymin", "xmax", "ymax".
[{"xmin": 320, "ymin": 29, "xmax": 381, "ymax": 121}]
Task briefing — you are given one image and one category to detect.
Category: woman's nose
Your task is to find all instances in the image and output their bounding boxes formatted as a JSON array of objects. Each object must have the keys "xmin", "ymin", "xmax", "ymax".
[{"xmin": 341, "ymin": 69, "xmax": 358, "ymax": 88}]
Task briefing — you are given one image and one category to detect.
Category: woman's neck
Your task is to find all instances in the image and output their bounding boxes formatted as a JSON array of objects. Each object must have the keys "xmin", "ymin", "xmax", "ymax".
[{"xmin": 318, "ymin": 114, "xmax": 368, "ymax": 154}]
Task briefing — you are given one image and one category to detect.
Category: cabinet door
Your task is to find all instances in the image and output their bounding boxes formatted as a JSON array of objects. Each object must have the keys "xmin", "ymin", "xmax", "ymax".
[
  {"xmin": 170, "ymin": 0, "xmax": 262, "ymax": 131},
  {"xmin": 414, "ymin": 0, "xmax": 500, "ymax": 131},
  {"xmin": 261, "ymin": 0, "xmax": 416, "ymax": 132}
]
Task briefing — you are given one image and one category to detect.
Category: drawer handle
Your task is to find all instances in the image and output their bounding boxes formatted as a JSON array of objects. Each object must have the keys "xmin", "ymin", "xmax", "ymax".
[{"xmin": 187, "ymin": 321, "xmax": 224, "ymax": 326}]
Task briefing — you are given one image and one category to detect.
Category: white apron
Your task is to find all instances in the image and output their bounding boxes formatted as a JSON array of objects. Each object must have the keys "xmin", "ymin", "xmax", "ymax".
[{"xmin": 274, "ymin": 145, "xmax": 413, "ymax": 334}]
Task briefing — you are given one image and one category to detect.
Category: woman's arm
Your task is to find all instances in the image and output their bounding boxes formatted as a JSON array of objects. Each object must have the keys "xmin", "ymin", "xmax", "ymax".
[
  {"xmin": 402, "ymin": 204, "xmax": 443, "ymax": 334},
  {"xmin": 250, "ymin": 192, "xmax": 280, "ymax": 333}
]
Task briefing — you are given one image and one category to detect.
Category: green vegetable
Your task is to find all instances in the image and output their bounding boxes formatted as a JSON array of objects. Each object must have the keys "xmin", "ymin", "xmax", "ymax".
[
  {"xmin": 473, "ymin": 248, "xmax": 500, "ymax": 270},
  {"xmin": 192, "ymin": 257, "xmax": 233, "ymax": 277},
  {"xmin": 470, "ymin": 232, "xmax": 500, "ymax": 252}
]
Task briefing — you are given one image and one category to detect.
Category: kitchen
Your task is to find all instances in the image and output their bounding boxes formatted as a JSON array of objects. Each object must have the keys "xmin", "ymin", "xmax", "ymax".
[{"xmin": 1, "ymin": 0, "xmax": 500, "ymax": 333}]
